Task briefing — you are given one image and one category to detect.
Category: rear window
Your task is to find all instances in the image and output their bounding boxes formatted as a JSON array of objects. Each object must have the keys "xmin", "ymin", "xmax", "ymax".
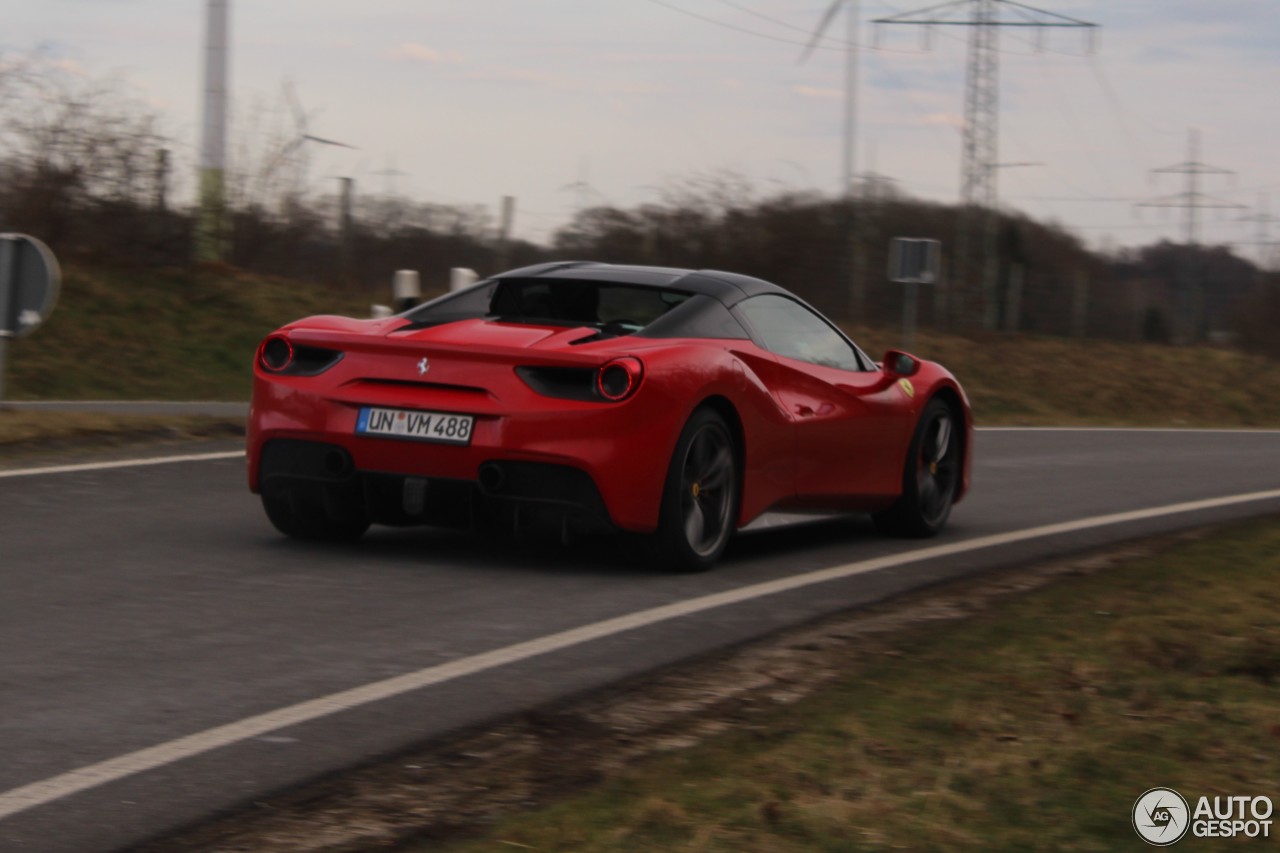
[{"xmin": 489, "ymin": 279, "xmax": 691, "ymax": 333}]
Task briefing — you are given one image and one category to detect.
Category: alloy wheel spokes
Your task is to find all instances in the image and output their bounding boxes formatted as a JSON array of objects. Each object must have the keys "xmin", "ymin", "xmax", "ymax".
[
  {"xmin": 916, "ymin": 411, "xmax": 958, "ymax": 524},
  {"xmin": 689, "ymin": 431, "xmax": 714, "ymax": 476},
  {"xmin": 684, "ymin": 499, "xmax": 707, "ymax": 547},
  {"xmin": 933, "ymin": 416, "xmax": 952, "ymax": 464},
  {"xmin": 918, "ymin": 468, "xmax": 939, "ymax": 508},
  {"xmin": 681, "ymin": 425, "xmax": 734, "ymax": 556},
  {"xmin": 699, "ymin": 445, "xmax": 733, "ymax": 490}
]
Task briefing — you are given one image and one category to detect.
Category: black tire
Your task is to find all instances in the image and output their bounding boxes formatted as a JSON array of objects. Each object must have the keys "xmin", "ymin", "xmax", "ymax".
[
  {"xmin": 262, "ymin": 488, "xmax": 370, "ymax": 542},
  {"xmin": 649, "ymin": 407, "xmax": 740, "ymax": 572},
  {"xmin": 873, "ymin": 398, "xmax": 961, "ymax": 538}
]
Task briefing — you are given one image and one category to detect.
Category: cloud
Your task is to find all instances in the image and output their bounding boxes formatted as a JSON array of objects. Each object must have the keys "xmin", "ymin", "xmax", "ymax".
[
  {"xmin": 923, "ymin": 112, "xmax": 964, "ymax": 131},
  {"xmin": 384, "ymin": 43, "xmax": 459, "ymax": 64}
]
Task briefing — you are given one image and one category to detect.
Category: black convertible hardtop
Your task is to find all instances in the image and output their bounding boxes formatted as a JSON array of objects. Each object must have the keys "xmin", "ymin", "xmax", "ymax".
[
  {"xmin": 400, "ymin": 261, "xmax": 801, "ymax": 343},
  {"xmin": 493, "ymin": 261, "xmax": 788, "ymax": 307}
]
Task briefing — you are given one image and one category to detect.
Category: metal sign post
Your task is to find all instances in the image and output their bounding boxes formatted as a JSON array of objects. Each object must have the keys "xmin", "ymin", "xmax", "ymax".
[
  {"xmin": 888, "ymin": 238, "xmax": 940, "ymax": 351},
  {"xmin": 0, "ymin": 233, "xmax": 62, "ymax": 403}
]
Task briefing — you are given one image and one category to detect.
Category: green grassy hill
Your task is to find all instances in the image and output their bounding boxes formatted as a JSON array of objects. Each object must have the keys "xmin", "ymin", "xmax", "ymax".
[{"xmin": 5, "ymin": 264, "xmax": 369, "ymax": 401}]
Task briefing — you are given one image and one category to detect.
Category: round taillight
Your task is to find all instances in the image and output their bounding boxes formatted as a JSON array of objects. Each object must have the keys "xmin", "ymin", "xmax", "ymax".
[
  {"xmin": 260, "ymin": 336, "xmax": 294, "ymax": 372},
  {"xmin": 596, "ymin": 357, "xmax": 643, "ymax": 402}
]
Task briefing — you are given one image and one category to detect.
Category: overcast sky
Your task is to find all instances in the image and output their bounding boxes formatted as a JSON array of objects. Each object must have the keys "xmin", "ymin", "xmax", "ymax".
[{"xmin": 5, "ymin": 1, "xmax": 1279, "ymax": 258}]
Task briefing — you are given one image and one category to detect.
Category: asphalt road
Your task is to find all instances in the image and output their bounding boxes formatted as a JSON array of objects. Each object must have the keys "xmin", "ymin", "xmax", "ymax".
[{"xmin": 1, "ymin": 429, "xmax": 1279, "ymax": 852}]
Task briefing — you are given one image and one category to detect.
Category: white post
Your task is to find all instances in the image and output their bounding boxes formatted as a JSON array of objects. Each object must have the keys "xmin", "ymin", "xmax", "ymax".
[
  {"xmin": 393, "ymin": 269, "xmax": 421, "ymax": 312},
  {"xmin": 450, "ymin": 268, "xmax": 478, "ymax": 292}
]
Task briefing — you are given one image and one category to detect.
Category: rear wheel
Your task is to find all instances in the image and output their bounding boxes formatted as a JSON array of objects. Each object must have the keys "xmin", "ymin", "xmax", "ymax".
[
  {"xmin": 262, "ymin": 488, "xmax": 370, "ymax": 542},
  {"xmin": 650, "ymin": 408, "xmax": 739, "ymax": 572},
  {"xmin": 873, "ymin": 398, "xmax": 960, "ymax": 537}
]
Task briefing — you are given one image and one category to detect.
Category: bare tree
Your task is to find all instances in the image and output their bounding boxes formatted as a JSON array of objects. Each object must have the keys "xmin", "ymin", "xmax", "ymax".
[{"xmin": 0, "ymin": 53, "xmax": 171, "ymax": 246}]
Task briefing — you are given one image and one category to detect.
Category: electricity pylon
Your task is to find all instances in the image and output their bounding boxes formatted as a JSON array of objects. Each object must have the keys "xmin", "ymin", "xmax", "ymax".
[
  {"xmin": 873, "ymin": 0, "xmax": 1098, "ymax": 330},
  {"xmin": 1237, "ymin": 195, "xmax": 1280, "ymax": 271},
  {"xmin": 1137, "ymin": 129, "xmax": 1244, "ymax": 245},
  {"xmin": 1136, "ymin": 129, "xmax": 1246, "ymax": 342}
]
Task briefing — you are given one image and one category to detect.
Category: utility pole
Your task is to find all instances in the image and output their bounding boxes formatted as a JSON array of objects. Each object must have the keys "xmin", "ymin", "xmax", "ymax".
[
  {"xmin": 872, "ymin": 0, "xmax": 1097, "ymax": 331},
  {"xmin": 197, "ymin": 0, "xmax": 230, "ymax": 263},
  {"xmin": 801, "ymin": 0, "xmax": 863, "ymax": 321},
  {"xmin": 1136, "ymin": 129, "xmax": 1246, "ymax": 341}
]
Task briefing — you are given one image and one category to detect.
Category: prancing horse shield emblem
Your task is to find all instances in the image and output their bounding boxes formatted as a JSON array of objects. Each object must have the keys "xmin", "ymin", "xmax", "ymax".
[{"xmin": 417, "ymin": 357, "xmax": 430, "ymax": 376}]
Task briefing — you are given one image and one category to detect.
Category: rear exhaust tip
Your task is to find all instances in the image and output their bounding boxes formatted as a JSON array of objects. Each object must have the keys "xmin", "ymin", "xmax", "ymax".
[
  {"xmin": 323, "ymin": 449, "xmax": 353, "ymax": 478},
  {"xmin": 477, "ymin": 462, "xmax": 506, "ymax": 494}
]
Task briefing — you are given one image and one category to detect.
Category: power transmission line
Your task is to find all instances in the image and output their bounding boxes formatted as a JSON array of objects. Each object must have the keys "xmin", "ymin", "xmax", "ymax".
[
  {"xmin": 641, "ymin": 0, "xmax": 923, "ymax": 54},
  {"xmin": 872, "ymin": 0, "xmax": 1098, "ymax": 330},
  {"xmin": 641, "ymin": 0, "xmax": 855, "ymax": 51},
  {"xmin": 710, "ymin": 0, "xmax": 828, "ymax": 38}
]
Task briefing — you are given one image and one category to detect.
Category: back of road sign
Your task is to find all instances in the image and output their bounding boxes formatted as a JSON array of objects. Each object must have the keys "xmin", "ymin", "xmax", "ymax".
[
  {"xmin": 0, "ymin": 233, "xmax": 61, "ymax": 339},
  {"xmin": 0, "ymin": 233, "xmax": 61, "ymax": 403},
  {"xmin": 888, "ymin": 237, "xmax": 940, "ymax": 285}
]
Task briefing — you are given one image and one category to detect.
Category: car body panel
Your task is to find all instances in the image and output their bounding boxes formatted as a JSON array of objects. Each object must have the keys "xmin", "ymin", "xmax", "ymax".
[{"xmin": 248, "ymin": 263, "xmax": 973, "ymax": 539}]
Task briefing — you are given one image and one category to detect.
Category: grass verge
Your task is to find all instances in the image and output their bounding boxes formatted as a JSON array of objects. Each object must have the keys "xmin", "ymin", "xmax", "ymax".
[
  {"xmin": 0, "ymin": 410, "xmax": 244, "ymax": 463},
  {"xmin": 431, "ymin": 517, "xmax": 1280, "ymax": 853},
  {"xmin": 853, "ymin": 326, "xmax": 1280, "ymax": 428}
]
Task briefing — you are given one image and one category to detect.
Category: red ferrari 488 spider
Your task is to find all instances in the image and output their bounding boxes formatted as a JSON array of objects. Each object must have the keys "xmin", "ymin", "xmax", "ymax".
[{"xmin": 248, "ymin": 262, "xmax": 972, "ymax": 571}]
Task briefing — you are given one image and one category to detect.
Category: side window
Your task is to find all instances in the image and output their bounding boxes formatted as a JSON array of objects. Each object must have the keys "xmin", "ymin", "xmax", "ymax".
[
  {"xmin": 736, "ymin": 295, "xmax": 862, "ymax": 372},
  {"xmin": 405, "ymin": 281, "xmax": 496, "ymax": 321}
]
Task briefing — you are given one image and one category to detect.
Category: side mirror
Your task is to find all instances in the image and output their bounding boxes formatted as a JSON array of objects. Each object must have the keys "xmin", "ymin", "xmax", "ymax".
[{"xmin": 882, "ymin": 349, "xmax": 919, "ymax": 378}]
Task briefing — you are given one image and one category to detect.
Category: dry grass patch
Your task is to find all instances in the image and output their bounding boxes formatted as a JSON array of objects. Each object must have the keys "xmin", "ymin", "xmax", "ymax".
[
  {"xmin": 0, "ymin": 410, "xmax": 243, "ymax": 459},
  {"xmin": 435, "ymin": 518, "xmax": 1280, "ymax": 852},
  {"xmin": 852, "ymin": 326, "xmax": 1280, "ymax": 427}
]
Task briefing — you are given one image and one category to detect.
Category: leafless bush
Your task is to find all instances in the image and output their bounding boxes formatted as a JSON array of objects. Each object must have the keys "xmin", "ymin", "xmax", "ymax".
[
  {"xmin": 1234, "ymin": 276, "xmax": 1280, "ymax": 359},
  {"xmin": 2, "ymin": 59, "xmax": 167, "ymax": 218}
]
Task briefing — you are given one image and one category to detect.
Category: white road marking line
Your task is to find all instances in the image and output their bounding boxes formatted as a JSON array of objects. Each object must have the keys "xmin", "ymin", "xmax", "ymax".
[
  {"xmin": 0, "ymin": 451, "xmax": 245, "ymax": 479},
  {"xmin": 2, "ymin": 488, "xmax": 1279, "ymax": 821},
  {"xmin": 977, "ymin": 427, "xmax": 1280, "ymax": 433}
]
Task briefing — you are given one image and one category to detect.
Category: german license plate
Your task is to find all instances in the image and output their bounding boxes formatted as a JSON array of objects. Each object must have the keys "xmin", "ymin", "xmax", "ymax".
[{"xmin": 356, "ymin": 407, "xmax": 475, "ymax": 445}]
